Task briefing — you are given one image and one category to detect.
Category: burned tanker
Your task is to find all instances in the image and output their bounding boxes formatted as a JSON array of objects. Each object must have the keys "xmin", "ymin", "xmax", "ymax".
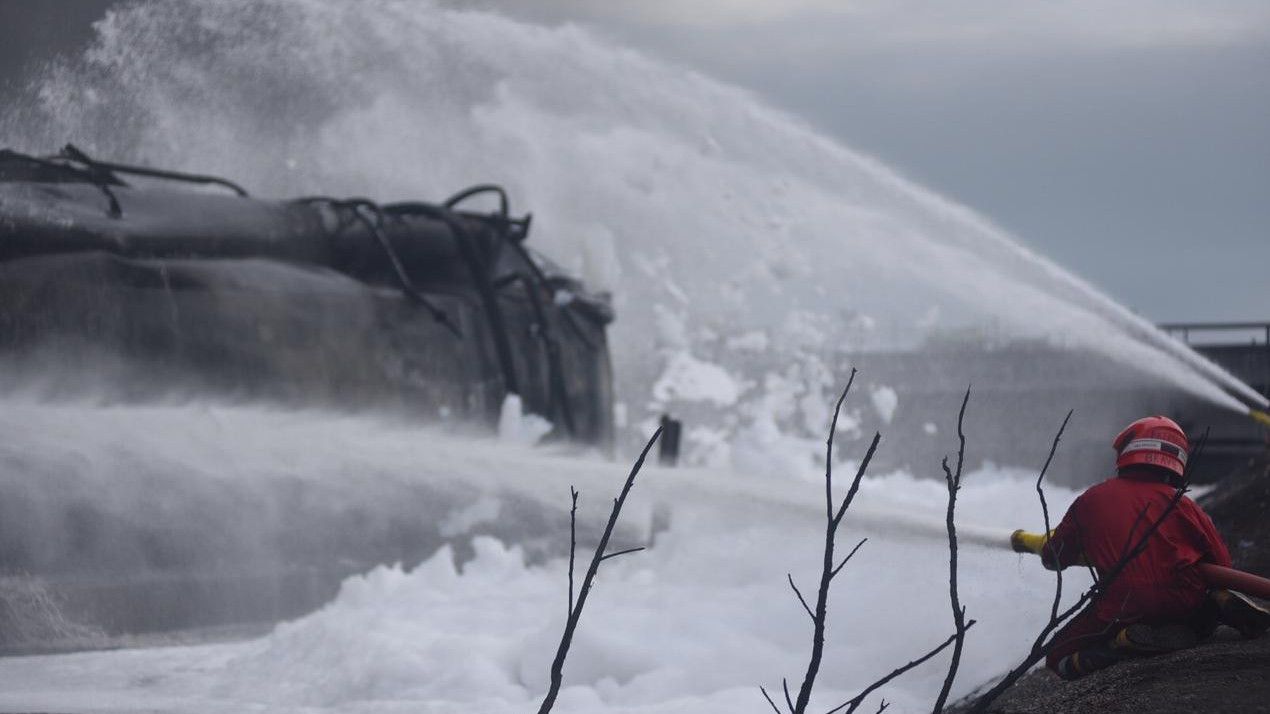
[
  {"xmin": 0, "ymin": 145, "xmax": 614, "ymax": 445},
  {"xmin": 0, "ymin": 146, "xmax": 619, "ymax": 646}
]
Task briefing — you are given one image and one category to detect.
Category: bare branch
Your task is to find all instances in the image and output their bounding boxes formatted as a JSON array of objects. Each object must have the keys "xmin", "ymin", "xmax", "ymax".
[
  {"xmin": 1038, "ymin": 410, "xmax": 1074, "ymax": 627},
  {"xmin": 600, "ymin": 546, "xmax": 646, "ymax": 562},
  {"xmin": 792, "ymin": 374, "xmax": 883, "ymax": 714},
  {"xmin": 832, "ymin": 433, "xmax": 881, "ymax": 528},
  {"xmin": 830, "ymin": 538, "xmax": 868, "ymax": 580},
  {"xmin": 768, "ymin": 374, "xmax": 981, "ymax": 714},
  {"xmin": 568, "ymin": 486, "xmax": 578, "ymax": 617},
  {"xmin": 876, "ymin": 700, "xmax": 890, "ymax": 714},
  {"xmin": 825, "ymin": 621, "xmax": 978, "ymax": 714},
  {"xmin": 761, "ymin": 686, "xmax": 784, "ymax": 714},
  {"xmin": 932, "ymin": 386, "xmax": 971, "ymax": 714},
  {"xmin": 1070, "ymin": 514, "xmax": 1099, "ymax": 586},
  {"xmin": 537, "ymin": 427, "xmax": 663, "ymax": 714},
  {"xmin": 1117, "ymin": 503, "xmax": 1151, "ymax": 562},
  {"xmin": 825, "ymin": 369, "xmax": 859, "ymax": 521},
  {"xmin": 762, "ymin": 373, "xmax": 890, "ymax": 714},
  {"xmin": 789, "ymin": 574, "xmax": 816, "ymax": 621}
]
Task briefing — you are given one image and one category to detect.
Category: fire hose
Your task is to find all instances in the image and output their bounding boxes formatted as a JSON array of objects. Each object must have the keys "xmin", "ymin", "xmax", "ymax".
[{"xmin": 1010, "ymin": 529, "xmax": 1270, "ymax": 599}]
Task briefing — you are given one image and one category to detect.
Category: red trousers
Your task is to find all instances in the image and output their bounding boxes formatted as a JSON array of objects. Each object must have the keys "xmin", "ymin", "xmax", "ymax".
[
  {"xmin": 1045, "ymin": 605, "xmax": 1116, "ymax": 671},
  {"xmin": 1045, "ymin": 597, "xmax": 1215, "ymax": 671}
]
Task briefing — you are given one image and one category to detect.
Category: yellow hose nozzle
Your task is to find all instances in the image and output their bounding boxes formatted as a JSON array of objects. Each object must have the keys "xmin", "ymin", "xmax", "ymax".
[
  {"xmin": 1250, "ymin": 409, "xmax": 1270, "ymax": 429},
  {"xmin": 1010, "ymin": 529, "xmax": 1053, "ymax": 555}
]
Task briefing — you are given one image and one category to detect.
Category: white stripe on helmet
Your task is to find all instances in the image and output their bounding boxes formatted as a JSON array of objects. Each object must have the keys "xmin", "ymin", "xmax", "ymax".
[{"xmin": 1119, "ymin": 438, "xmax": 1188, "ymax": 465}]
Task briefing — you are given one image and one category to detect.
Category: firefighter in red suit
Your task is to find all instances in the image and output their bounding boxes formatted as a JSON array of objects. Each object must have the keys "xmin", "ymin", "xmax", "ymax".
[{"xmin": 1011, "ymin": 416, "xmax": 1270, "ymax": 679}]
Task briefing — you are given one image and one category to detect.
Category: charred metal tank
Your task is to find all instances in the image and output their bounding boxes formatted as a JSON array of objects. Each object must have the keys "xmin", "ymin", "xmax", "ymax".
[
  {"xmin": 0, "ymin": 145, "xmax": 616, "ymax": 647},
  {"xmin": 0, "ymin": 145, "xmax": 614, "ymax": 444}
]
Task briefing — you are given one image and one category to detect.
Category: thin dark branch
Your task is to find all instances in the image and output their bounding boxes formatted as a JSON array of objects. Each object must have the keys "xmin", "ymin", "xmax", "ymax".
[
  {"xmin": 876, "ymin": 700, "xmax": 890, "ymax": 714},
  {"xmin": 825, "ymin": 622, "xmax": 977, "ymax": 714},
  {"xmin": 789, "ymin": 574, "xmax": 816, "ymax": 621},
  {"xmin": 830, "ymin": 538, "xmax": 868, "ymax": 580},
  {"xmin": 832, "ymin": 434, "xmax": 881, "ymax": 527},
  {"xmin": 792, "ymin": 374, "xmax": 883, "ymax": 714},
  {"xmin": 600, "ymin": 546, "xmax": 645, "ymax": 562},
  {"xmin": 761, "ymin": 687, "xmax": 783, "ymax": 714},
  {"xmin": 932, "ymin": 386, "xmax": 971, "ymax": 714},
  {"xmin": 568, "ymin": 486, "xmax": 578, "ymax": 617},
  {"xmin": 784, "ymin": 677, "xmax": 796, "ymax": 713},
  {"xmin": 537, "ymin": 427, "xmax": 663, "ymax": 714},
  {"xmin": 1084, "ymin": 559, "xmax": 1100, "ymax": 585},
  {"xmin": 825, "ymin": 369, "xmax": 859, "ymax": 521},
  {"xmin": 1038, "ymin": 411, "xmax": 1074, "ymax": 628},
  {"xmin": 1070, "ymin": 515, "xmax": 1099, "ymax": 585},
  {"xmin": 1118, "ymin": 502, "xmax": 1151, "ymax": 562}
]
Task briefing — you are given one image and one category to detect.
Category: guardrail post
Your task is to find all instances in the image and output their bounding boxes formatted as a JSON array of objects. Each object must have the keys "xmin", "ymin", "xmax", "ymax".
[{"xmin": 658, "ymin": 414, "xmax": 682, "ymax": 467}]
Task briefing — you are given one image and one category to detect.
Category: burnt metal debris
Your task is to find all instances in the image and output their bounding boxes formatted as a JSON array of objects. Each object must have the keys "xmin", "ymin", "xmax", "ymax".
[
  {"xmin": 0, "ymin": 144, "xmax": 618, "ymax": 643},
  {"xmin": 0, "ymin": 144, "xmax": 615, "ymax": 446}
]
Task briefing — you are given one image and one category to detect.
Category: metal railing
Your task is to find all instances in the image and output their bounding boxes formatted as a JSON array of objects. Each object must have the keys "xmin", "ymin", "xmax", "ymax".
[
  {"xmin": 1158, "ymin": 321, "xmax": 1270, "ymax": 345},
  {"xmin": 1160, "ymin": 321, "xmax": 1270, "ymax": 399}
]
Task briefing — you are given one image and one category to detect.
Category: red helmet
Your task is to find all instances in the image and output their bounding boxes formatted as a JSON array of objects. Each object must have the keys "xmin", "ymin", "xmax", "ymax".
[{"xmin": 1113, "ymin": 416, "xmax": 1188, "ymax": 478}]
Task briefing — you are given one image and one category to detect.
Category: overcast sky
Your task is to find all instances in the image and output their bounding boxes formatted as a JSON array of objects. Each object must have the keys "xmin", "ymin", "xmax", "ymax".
[
  {"xmin": 458, "ymin": 0, "xmax": 1270, "ymax": 326},
  {"xmin": 3, "ymin": 1, "xmax": 1268, "ymax": 324}
]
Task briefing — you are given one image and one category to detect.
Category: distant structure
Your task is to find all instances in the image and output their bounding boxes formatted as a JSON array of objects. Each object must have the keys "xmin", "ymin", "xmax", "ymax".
[
  {"xmin": 1159, "ymin": 321, "xmax": 1270, "ymax": 471},
  {"xmin": 1159, "ymin": 322, "xmax": 1270, "ymax": 400}
]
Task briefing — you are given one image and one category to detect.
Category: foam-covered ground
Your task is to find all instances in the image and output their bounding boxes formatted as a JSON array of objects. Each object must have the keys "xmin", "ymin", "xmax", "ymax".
[{"xmin": 0, "ymin": 399, "xmax": 1085, "ymax": 714}]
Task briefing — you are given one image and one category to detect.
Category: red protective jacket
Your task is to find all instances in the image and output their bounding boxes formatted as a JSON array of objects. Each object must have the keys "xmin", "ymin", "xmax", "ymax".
[{"xmin": 1043, "ymin": 467, "xmax": 1232, "ymax": 623}]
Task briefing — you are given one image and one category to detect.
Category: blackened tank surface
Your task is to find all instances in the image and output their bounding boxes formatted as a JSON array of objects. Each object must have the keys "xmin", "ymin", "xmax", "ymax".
[
  {"xmin": 0, "ymin": 146, "xmax": 616, "ymax": 645},
  {"xmin": 0, "ymin": 146, "xmax": 615, "ymax": 446}
]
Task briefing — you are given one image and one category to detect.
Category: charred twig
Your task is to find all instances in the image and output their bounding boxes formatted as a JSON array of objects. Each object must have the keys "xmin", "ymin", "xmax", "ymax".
[
  {"xmin": 1071, "ymin": 516, "xmax": 1100, "ymax": 586},
  {"xmin": 965, "ymin": 429, "xmax": 1209, "ymax": 714},
  {"xmin": 931, "ymin": 386, "xmax": 973, "ymax": 713},
  {"xmin": 762, "ymin": 687, "xmax": 783, "ymax": 714},
  {"xmin": 765, "ymin": 373, "xmax": 982, "ymax": 714},
  {"xmin": 831, "ymin": 538, "xmax": 868, "ymax": 580},
  {"xmin": 763, "ymin": 369, "xmax": 885, "ymax": 713},
  {"xmin": 825, "ymin": 623, "xmax": 978, "ymax": 714},
  {"xmin": 789, "ymin": 574, "xmax": 816, "ymax": 621},
  {"xmin": 567, "ymin": 487, "xmax": 578, "ymax": 616},
  {"xmin": 802, "ymin": 370, "xmax": 880, "ymax": 712},
  {"xmin": 537, "ymin": 427, "xmax": 664, "ymax": 714},
  {"xmin": 1037, "ymin": 411, "xmax": 1074, "ymax": 627},
  {"xmin": 599, "ymin": 546, "xmax": 645, "ymax": 562}
]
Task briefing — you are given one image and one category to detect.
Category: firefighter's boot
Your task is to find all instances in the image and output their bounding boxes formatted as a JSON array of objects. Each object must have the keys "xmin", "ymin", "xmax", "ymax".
[
  {"xmin": 1111, "ymin": 622, "xmax": 1200, "ymax": 655},
  {"xmin": 1055, "ymin": 643, "xmax": 1121, "ymax": 681},
  {"xmin": 1212, "ymin": 589, "xmax": 1270, "ymax": 639}
]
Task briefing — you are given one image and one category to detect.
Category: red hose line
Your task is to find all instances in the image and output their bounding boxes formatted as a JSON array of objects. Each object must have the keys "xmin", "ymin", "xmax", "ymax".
[{"xmin": 1196, "ymin": 563, "xmax": 1270, "ymax": 600}]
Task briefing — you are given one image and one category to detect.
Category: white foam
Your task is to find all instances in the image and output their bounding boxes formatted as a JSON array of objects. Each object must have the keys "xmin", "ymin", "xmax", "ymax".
[
  {"xmin": 0, "ymin": 398, "xmax": 1084, "ymax": 713},
  {"xmin": 652, "ymin": 352, "xmax": 743, "ymax": 407},
  {"xmin": 871, "ymin": 385, "xmax": 899, "ymax": 424},
  {"xmin": 498, "ymin": 394, "xmax": 554, "ymax": 446}
]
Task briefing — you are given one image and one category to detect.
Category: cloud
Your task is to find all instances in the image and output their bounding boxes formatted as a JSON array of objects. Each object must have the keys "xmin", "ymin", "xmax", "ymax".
[
  {"xmin": 845, "ymin": 1, "xmax": 1270, "ymax": 52},
  {"xmin": 468, "ymin": 0, "xmax": 842, "ymax": 27},
  {"xmin": 441, "ymin": 0, "xmax": 1270, "ymax": 323},
  {"xmin": 468, "ymin": 0, "xmax": 1270, "ymax": 52}
]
